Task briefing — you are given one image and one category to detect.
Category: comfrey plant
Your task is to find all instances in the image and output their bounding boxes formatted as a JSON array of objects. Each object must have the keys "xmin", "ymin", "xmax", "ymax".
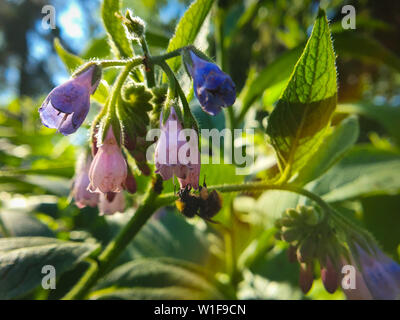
[{"xmin": 27, "ymin": 1, "xmax": 399, "ymax": 301}]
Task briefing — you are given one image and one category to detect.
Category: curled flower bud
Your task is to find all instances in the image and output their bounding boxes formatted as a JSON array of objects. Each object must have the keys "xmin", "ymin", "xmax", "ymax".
[
  {"xmin": 299, "ymin": 263, "xmax": 314, "ymax": 294},
  {"xmin": 155, "ymin": 107, "xmax": 190, "ymax": 181},
  {"xmin": 320, "ymin": 258, "xmax": 339, "ymax": 294},
  {"xmin": 99, "ymin": 192, "xmax": 125, "ymax": 216},
  {"xmin": 186, "ymin": 50, "xmax": 236, "ymax": 116},
  {"xmin": 72, "ymin": 153, "xmax": 99, "ymax": 208},
  {"xmin": 124, "ymin": 9, "xmax": 145, "ymax": 38},
  {"xmin": 39, "ymin": 64, "xmax": 101, "ymax": 135},
  {"xmin": 124, "ymin": 171, "xmax": 137, "ymax": 194},
  {"xmin": 287, "ymin": 245, "xmax": 298, "ymax": 263},
  {"xmin": 88, "ymin": 127, "xmax": 128, "ymax": 193}
]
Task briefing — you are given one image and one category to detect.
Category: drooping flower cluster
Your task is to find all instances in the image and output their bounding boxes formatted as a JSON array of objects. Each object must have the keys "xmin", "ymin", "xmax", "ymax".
[
  {"xmin": 275, "ymin": 205, "xmax": 400, "ymax": 299},
  {"xmin": 38, "ymin": 36, "xmax": 236, "ymax": 220},
  {"xmin": 70, "ymin": 126, "xmax": 137, "ymax": 215},
  {"xmin": 276, "ymin": 205, "xmax": 343, "ymax": 294}
]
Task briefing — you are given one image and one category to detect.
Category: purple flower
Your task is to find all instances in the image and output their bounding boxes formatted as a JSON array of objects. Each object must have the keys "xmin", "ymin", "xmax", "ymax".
[
  {"xmin": 343, "ymin": 244, "xmax": 400, "ymax": 300},
  {"xmin": 72, "ymin": 153, "xmax": 99, "ymax": 209},
  {"xmin": 155, "ymin": 107, "xmax": 190, "ymax": 180},
  {"xmin": 186, "ymin": 51, "xmax": 236, "ymax": 116},
  {"xmin": 355, "ymin": 245, "xmax": 400, "ymax": 300},
  {"xmin": 39, "ymin": 65, "xmax": 101, "ymax": 135}
]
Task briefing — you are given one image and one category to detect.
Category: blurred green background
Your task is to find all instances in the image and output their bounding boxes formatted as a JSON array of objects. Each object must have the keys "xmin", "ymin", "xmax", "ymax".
[{"xmin": 0, "ymin": 0, "xmax": 399, "ymax": 300}]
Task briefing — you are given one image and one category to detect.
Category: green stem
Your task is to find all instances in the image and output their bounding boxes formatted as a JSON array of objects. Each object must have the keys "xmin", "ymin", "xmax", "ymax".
[
  {"xmin": 139, "ymin": 36, "xmax": 155, "ymax": 87},
  {"xmin": 63, "ymin": 180, "xmax": 332, "ymax": 300},
  {"xmin": 151, "ymin": 46, "xmax": 190, "ymax": 64},
  {"xmin": 97, "ymin": 57, "xmax": 143, "ymax": 143},
  {"xmin": 158, "ymin": 182, "xmax": 331, "ymax": 213},
  {"xmin": 156, "ymin": 60, "xmax": 197, "ymax": 130},
  {"xmin": 63, "ymin": 183, "xmax": 163, "ymax": 300},
  {"xmin": 108, "ymin": 57, "xmax": 143, "ymax": 113},
  {"xmin": 98, "ymin": 58, "xmax": 141, "ymax": 69}
]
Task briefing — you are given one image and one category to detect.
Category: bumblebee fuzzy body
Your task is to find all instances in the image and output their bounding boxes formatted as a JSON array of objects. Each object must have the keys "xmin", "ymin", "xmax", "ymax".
[{"xmin": 176, "ymin": 184, "xmax": 222, "ymax": 222}]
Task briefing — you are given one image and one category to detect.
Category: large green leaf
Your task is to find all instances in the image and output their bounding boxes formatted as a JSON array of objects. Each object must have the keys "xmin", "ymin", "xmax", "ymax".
[
  {"xmin": 333, "ymin": 32, "xmax": 400, "ymax": 72},
  {"xmin": 101, "ymin": 0, "xmax": 132, "ymax": 59},
  {"xmin": 293, "ymin": 116, "xmax": 359, "ymax": 185},
  {"xmin": 0, "ymin": 210, "xmax": 54, "ymax": 238},
  {"xmin": 239, "ymin": 46, "xmax": 302, "ymax": 118},
  {"xmin": 239, "ymin": 24, "xmax": 400, "ymax": 119},
  {"xmin": 310, "ymin": 146, "xmax": 400, "ymax": 202},
  {"xmin": 91, "ymin": 258, "xmax": 225, "ymax": 300},
  {"xmin": 338, "ymin": 103, "xmax": 400, "ymax": 145},
  {"xmin": 0, "ymin": 237, "xmax": 60, "ymax": 252},
  {"xmin": 165, "ymin": 0, "xmax": 214, "ymax": 74},
  {"xmin": 126, "ymin": 209, "xmax": 216, "ymax": 266},
  {"xmin": 266, "ymin": 9, "xmax": 337, "ymax": 181},
  {"xmin": 0, "ymin": 237, "xmax": 97, "ymax": 299},
  {"xmin": 54, "ymin": 38, "xmax": 109, "ymax": 104}
]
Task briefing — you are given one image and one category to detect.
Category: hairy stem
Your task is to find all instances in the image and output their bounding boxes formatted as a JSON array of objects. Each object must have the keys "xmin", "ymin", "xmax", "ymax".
[
  {"xmin": 139, "ymin": 36, "xmax": 155, "ymax": 88},
  {"xmin": 63, "ymin": 180, "xmax": 163, "ymax": 300},
  {"xmin": 63, "ymin": 180, "xmax": 332, "ymax": 300},
  {"xmin": 99, "ymin": 58, "xmax": 142, "ymax": 69},
  {"xmin": 159, "ymin": 182, "xmax": 331, "ymax": 213}
]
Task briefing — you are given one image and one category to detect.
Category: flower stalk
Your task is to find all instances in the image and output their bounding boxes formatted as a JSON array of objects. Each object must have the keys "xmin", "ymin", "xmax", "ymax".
[{"xmin": 63, "ymin": 177, "xmax": 165, "ymax": 300}]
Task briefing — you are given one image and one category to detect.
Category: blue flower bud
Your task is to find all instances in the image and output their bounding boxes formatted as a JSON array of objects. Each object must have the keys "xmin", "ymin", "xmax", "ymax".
[{"xmin": 186, "ymin": 51, "xmax": 236, "ymax": 116}]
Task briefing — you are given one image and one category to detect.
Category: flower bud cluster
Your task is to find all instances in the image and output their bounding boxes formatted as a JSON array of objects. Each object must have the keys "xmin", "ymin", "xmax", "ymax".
[{"xmin": 275, "ymin": 205, "xmax": 343, "ymax": 295}]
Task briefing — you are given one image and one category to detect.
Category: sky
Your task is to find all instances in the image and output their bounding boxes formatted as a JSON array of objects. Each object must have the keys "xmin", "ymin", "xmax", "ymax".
[{"xmin": 0, "ymin": 0, "xmax": 186, "ymax": 105}]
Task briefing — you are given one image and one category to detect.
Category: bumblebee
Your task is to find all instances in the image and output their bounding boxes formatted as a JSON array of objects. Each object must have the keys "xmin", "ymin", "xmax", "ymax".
[{"xmin": 175, "ymin": 183, "xmax": 222, "ymax": 223}]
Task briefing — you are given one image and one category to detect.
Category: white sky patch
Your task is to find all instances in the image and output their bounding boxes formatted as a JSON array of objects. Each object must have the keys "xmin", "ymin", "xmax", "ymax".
[{"xmin": 58, "ymin": 1, "xmax": 84, "ymax": 39}]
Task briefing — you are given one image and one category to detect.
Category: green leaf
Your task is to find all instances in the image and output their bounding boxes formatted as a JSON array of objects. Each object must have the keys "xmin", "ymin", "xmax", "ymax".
[
  {"xmin": 293, "ymin": 116, "xmax": 359, "ymax": 185},
  {"xmin": 0, "ymin": 237, "xmax": 97, "ymax": 299},
  {"xmin": 310, "ymin": 146, "xmax": 400, "ymax": 202},
  {"xmin": 0, "ymin": 210, "xmax": 54, "ymax": 238},
  {"xmin": 101, "ymin": 0, "xmax": 132, "ymax": 59},
  {"xmin": 361, "ymin": 195, "xmax": 400, "ymax": 256},
  {"xmin": 239, "ymin": 46, "xmax": 303, "ymax": 117},
  {"xmin": 0, "ymin": 237, "xmax": 60, "ymax": 252},
  {"xmin": 82, "ymin": 36, "xmax": 111, "ymax": 60},
  {"xmin": 338, "ymin": 103, "xmax": 400, "ymax": 145},
  {"xmin": 53, "ymin": 38, "xmax": 109, "ymax": 104},
  {"xmin": 165, "ymin": 0, "xmax": 214, "ymax": 74},
  {"xmin": 266, "ymin": 9, "xmax": 337, "ymax": 182},
  {"xmin": 239, "ymin": 27, "xmax": 400, "ymax": 118},
  {"xmin": 126, "ymin": 209, "xmax": 215, "ymax": 265},
  {"xmin": 333, "ymin": 32, "xmax": 400, "ymax": 72},
  {"xmin": 53, "ymin": 38, "xmax": 82, "ymax": 72},
  {"xmin": 91, "ymin": 258, "xmax": 225, "ymax": 300},
  {"xmin": 146, "ymin": 28, "xmax": 170, "ymax": 48}
]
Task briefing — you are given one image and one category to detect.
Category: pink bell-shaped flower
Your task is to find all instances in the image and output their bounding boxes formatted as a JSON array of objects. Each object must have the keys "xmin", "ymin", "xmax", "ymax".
[
  {"xmin": 99, "ymin": 192, "xmax": 125, "ymax": 215},
  {"xmin": 88, "ymin": 127, "xmax": 128, "ymax": 193},
  {"xmin": 155, "ymin": 107, "xmax": 189, "ymax": 180},
  {"xmin": 72, "ymin": 153, "xmax": 99, "ymax": 208}
]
